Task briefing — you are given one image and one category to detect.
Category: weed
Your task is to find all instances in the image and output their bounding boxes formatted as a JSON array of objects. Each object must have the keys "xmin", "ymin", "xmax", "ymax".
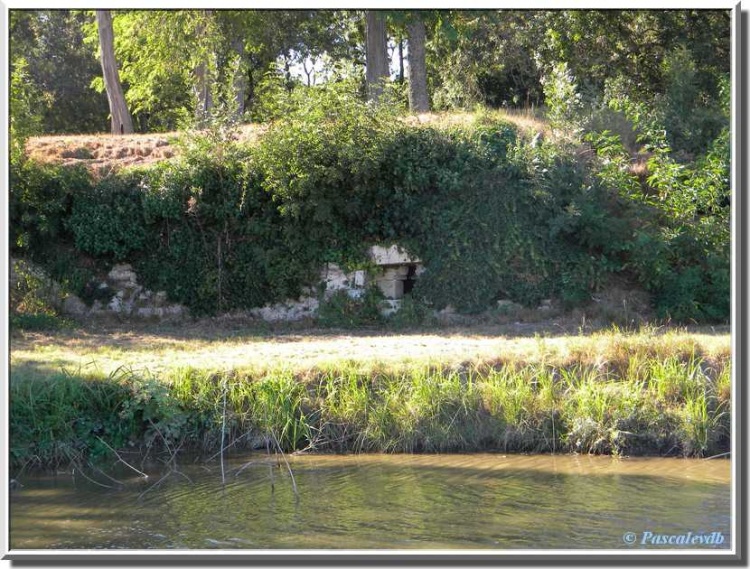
[{"xmin": 317, "ymin": 288, "xmax": 384, "ymax": 329}]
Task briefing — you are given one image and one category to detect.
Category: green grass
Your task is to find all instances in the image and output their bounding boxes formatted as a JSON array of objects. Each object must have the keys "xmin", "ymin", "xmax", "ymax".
[{"xmin": 9, "ymin": 325, "xmax": 731, "ymax": 470}]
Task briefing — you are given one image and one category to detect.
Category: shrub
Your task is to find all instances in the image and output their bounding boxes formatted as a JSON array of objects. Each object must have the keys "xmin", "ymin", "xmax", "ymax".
[
  {"xmin": 386, "ymin": 296, "xmax": 437, "ymax": 329},
  {"xmin": 541, "ymin": 61, "xmax": 586, "ymax": 136},
  {"xmin": 317, "ymin": 288, "xmax": 385, "ymax": 328},
  {"xmin": 9, "ymin": 258, "xmax": 72, "ymax": 332},
  {"xmin": 68, "ymin": 172, "xmax": 150, "ymax": 260},
  {"xmin": 9, "ymin": 160, "xmax": 90, "ymax": 256}
]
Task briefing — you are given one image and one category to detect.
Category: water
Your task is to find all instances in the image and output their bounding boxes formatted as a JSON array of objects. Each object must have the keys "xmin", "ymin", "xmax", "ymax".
[{"xmin": 10, "ymin": 453, "xmax": 731, "ymax": 550}]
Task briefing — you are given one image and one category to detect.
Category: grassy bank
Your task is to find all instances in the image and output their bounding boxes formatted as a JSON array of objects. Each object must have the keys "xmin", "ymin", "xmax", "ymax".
[{"xmin": 9, "ymin": 325, "xmax": 731, "ymax": 470}]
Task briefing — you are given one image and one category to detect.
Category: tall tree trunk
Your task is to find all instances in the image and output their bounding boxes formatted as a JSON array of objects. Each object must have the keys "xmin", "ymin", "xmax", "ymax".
[
  {"xmin": 95, "ymin": 10, "xmax": 133, "ymax": 134},
  {"xmin": 193, "ymin": 10, "xmax": 213, "ymax": 124},
  {"xmin": 398, "ymin": 37, "xmax": 405, "ymax": 83},
  {"xmin": 232, "ymin": 37, "xmax": 247, "ymax": 119},
  {"xmin": 365, "ymin": 11, "xmax": 389, "ymax": 103},
  {"xmin": 194, "ymin": 60, "xmax": 211, "ymax": 123},
  {"xmin": 407, "ymin": 16, "xmax": 429, "ymax": 113}
]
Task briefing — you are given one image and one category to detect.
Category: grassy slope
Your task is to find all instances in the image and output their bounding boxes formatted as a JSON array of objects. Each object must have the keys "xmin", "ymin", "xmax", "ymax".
[
  {"xmin": 22, "ymin": 110, "xmax": 546, "ymax": 174},
  {"xmin": 10, "ymin": 322, "xmax": 731, "ymax": 467}
]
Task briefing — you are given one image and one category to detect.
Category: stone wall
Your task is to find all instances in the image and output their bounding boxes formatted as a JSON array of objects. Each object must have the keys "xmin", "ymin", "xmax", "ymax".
[
  {"xmin": 243, "ymin": 245, "xmax": 424, "ymax": 322},
  {"xmin": 11, "ymin": 244, "xmax": 563, "ymax": 324},
  {"xmin": 10, "ymin": 259, "xmax": 187, "ymax": 322},
  {"xmin": 12, "ymin": 245, "xmax": 429, "ymax": 324},
  {"xmin": 86, "ymin": 264, "xmax": 186, "ymax": 320}
]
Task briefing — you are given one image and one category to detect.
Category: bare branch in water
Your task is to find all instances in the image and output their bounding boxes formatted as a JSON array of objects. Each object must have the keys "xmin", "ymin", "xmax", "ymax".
[{"xmin": 96, "ymin": 436, "xmax": 148, "ymax": 479}]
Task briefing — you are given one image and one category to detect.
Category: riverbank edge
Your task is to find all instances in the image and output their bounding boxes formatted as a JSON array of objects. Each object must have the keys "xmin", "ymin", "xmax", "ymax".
[{"xmin": 10, "ymin": 348, "xmax": 731, "ymax": 471}]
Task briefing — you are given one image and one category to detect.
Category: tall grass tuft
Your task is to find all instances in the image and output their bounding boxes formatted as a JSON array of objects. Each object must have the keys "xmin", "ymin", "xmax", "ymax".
[{"xmin": 249, "ymin": 370, "xmax": 312, "ymax": 451}]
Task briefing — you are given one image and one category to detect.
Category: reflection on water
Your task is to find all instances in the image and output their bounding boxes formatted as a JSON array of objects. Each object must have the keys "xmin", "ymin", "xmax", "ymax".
[{"xmin": 10, "ymin": 453, "xmax": 731, "ymax": 550}]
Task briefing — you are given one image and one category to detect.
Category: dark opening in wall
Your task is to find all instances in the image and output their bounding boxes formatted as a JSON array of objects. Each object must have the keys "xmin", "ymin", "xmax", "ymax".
[{"xmin": 403, "ymin": 264, "xmax": 418, "ymax": 295}]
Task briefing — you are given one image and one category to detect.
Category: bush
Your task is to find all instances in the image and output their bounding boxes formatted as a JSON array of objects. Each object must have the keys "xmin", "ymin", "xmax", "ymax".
[
  {"xmin": 68, "ymin": 172, "xmax": 150, "ymax": 260},
  {"xmin": 9, "ymin": 161, "xmax": 90, "ymax": 256},
  {"xmin": 584, "ymin": 123, "xmax": 730, "ymax": 323},
  {"xmin": 542, "ymin": 61, "xmax": 586, "ymax": 136},
  {"xmin": 317, "ymin": 288, "xmax": 385, "ymax": 328},
  {"xmin": 9, "ymin": 258, "xmax": 71, "ymax": 331},
  {"xmin": 386, "ymin": 296, "xmax": 437, "ymax": 329},
  {"xmin": 135, "ymin": 131, "xmax": 318, "ymax": 316},
  {"xmin": 10, "ymin": 313, "xmax": 67, "ymax": 331}
]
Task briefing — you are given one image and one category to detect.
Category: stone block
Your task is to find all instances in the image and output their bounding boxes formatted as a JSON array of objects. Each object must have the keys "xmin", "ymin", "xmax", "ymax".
[
  {"xmin": 108, "ymin": 296, "xmax": 123, "ymax": 312},
  {"xmin": 252, "ymin": 296, "xmax": 319, "ymax": 322},
  {"xmin": 353, "ymin": 270, "xmax": 367, "ymax": 287},
  {"xmin": 108, "ymin": 264, "xmax": 138, "ymax": 287},
  {"xmin": 347, "ymin": 288, "xmax": 365, "ymax": 300},
  {"xmin": 537, "ymin": 299, "xmax": 553, "ymax": 311},
  {"xmin": 62, "ymin": 294, "xmax": 88, "ymax": 316},
  {"xmin": 136, "ymin": 307, "xmax": 156, "ymax": 318},
  {"xmin": 496, "ymin": 299, "xmax": 521, "ymax": 314},
  {"xmin": 369, "ymin": 244, "xmax": 419, "ymax": 266},
  {"xmin": 382, "ymin": 266, "xmax": 409, "ymax": 280},
  {"xmin": 321, "ymin": 263, "xmax": 350, "ymax": 293},
  {"xmin": 376, "ymin": 278, "xmax": 404, "ymax": 299},
  {"xmin": 379, "ymin": 299, "xmax": 402, "ymax": 316},
  {"xmin": 165, "ymin": 305, "xmax": 184, "ymax": 317},
  {"xmin": 439, "ymin": 305, "xmax": 456, "ymax": 315}
]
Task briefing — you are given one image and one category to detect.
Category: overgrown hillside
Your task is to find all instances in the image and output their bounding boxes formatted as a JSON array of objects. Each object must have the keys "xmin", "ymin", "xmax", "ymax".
[{"xmin": 10, "ymin": 85, "xmax": 730, "ymax": 327}]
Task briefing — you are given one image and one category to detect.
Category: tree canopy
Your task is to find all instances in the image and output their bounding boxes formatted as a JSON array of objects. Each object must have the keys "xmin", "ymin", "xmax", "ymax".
[{"xmin": 9, "ymin": 9, "xmax": 730, "ymax": 135}]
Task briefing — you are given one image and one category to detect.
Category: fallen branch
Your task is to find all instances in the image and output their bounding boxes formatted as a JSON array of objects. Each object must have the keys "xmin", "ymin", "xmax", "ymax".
[
  {"xmin": 97, "ymin": 436, "xmax": 148, "ymax": 479},
  {"xmin": 704, "ymin": 451, "xmax": 731, "ymax": 460},
  {"xmin": 271, "ymin": 432, "xmax": 298, "ymax": 498}
]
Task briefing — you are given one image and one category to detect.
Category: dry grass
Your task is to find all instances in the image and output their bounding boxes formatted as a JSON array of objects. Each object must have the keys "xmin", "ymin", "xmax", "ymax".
[
  {"xmin": 24, "ymin": 123, "xmax": 267, "ymax": 175},
  {"xmin": 24, "ymin": 111, "xmax": 547, "ymax": 175},
  {"xmin": 401, "ymin": 108, "xmax": 549, "ymax": 138},
  {"xmin": 10, "ymin": 322, "xmax": 730, "ymax": 380},
  {"xmin": 26, "ymin": 132, "xmax": 177, "ymax": 174}
]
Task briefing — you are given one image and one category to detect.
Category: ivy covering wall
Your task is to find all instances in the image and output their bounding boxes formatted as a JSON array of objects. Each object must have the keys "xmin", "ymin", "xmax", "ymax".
[{"xmin": 9, "ymin": 87, "xmax": 730, "ymax": 322}]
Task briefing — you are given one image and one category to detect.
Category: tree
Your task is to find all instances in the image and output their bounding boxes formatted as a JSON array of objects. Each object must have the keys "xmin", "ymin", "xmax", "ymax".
[
  {"xmin": 95, "ymin": 10, "xmax": 133, "ymax": 134},
  {"xmin": 406, "ymin": 14, "xmax": 429, "ymax": 112},
  {"xmin": 9, "ymin": 57, "xmax": 43, "ymax": 162},
  {"xmin": 192, "ymin": 10, "xmax": 215, "ymax": 124},
  {"xmin": 365, "ymin": 11, "xmax": 389, "ymax": 102},
  {"xmin": 10, "ymin": 10, "xmax": 108, "ymax": 134}
]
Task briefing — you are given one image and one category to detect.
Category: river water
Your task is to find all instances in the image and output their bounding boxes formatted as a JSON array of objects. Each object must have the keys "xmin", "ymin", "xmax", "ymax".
[{"xmin": 9, "ymin": 453, "xmax": 731, "ymax": 551}]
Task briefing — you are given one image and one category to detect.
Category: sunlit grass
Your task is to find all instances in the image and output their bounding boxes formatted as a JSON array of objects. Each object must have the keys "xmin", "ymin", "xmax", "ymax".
[
  {"xmin": 10, "ymin": 324, "xmax": 731, "ymax": 468},
  {"xmin": 10, "ymin": 324, "xmax": 730, "ymax": 378}
]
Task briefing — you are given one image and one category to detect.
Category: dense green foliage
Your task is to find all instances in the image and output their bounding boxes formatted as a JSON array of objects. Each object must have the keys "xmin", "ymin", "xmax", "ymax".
[{"xmin": 9, "ymin": 78, "xmax": 730, "ymax": 322}]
